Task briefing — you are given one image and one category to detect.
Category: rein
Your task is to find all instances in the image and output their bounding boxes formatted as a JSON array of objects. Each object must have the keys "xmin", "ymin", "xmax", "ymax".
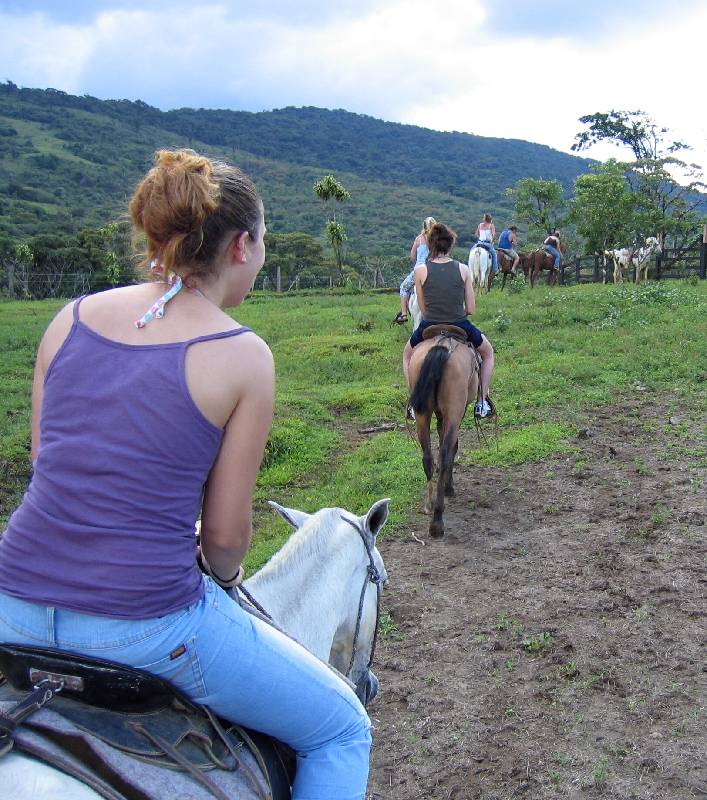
[{"xmin": 341, "ymin": 517, "xmax": 383, "ymax": 677}]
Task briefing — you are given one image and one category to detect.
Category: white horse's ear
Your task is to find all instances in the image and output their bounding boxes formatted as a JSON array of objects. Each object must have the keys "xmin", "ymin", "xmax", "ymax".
[
  {"xmin": 362, "ymin": 498, "xmax": 390, "ymax": 539},
  {"xmin": 268, "ymin": 500, "xmax": 311, "ymax": 530}
]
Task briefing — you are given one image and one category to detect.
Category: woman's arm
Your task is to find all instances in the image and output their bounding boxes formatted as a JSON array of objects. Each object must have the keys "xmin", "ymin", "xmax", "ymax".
[
  {"xmin": 461, "ymin": 263, "xmax": 476, "ymax": 315},
  {"xmin": 199, "ymin": 336, "xmax": 275, "ymax": 580},
  {"xmin": 409, "ymin": 235, "xmax": 420, "ymax": 263},
  {"xmin": 414, "ymin": 265, "xmax": 427, "ymax": 315}
]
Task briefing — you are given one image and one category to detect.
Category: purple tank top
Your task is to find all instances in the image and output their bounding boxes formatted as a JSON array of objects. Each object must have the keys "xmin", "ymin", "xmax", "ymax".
[{"xmin": 0, "ymin": 298, "xmax": 252, "ymax": 619}]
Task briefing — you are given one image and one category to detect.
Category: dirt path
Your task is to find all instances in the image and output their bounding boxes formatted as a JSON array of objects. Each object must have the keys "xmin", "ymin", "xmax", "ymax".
[{"xmin": 368, "ymin": 399, "xmax": 705, "ymax": 800}]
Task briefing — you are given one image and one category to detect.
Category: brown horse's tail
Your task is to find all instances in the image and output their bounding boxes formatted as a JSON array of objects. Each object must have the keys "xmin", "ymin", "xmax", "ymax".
[{"xmin": 410, "ymin": 345, "xmax": 450, "ymax": 416}]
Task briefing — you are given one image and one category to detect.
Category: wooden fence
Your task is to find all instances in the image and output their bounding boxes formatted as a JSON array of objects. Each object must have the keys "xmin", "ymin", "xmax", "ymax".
[{"xmin": 557, "ymin": 240, "xmax": 706, "ymax": 286}]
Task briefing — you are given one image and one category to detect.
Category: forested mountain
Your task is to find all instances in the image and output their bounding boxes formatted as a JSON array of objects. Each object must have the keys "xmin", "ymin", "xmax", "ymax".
[{"xmin": 0, "ymin": 82, "xmax": 593, "ymax": 253}]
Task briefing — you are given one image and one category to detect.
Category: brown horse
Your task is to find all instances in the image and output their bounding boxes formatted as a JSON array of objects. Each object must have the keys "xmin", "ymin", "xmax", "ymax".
[
  {"xmin": 408, "ymin": 326, "xmax": 479, "ymax": 538},
  {"xmin": 528, "ymin": 243, "xmax": 566, "ymax": 288},
  {"xmin": 489, "ymin": 249, "xmax": 529, "ymax": 290}
]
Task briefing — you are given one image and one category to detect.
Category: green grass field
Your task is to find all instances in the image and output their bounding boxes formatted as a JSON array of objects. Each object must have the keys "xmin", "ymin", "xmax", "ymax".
[{"xmin": 1, "ymin": 280, "xmax": 705, "ymax": 571}]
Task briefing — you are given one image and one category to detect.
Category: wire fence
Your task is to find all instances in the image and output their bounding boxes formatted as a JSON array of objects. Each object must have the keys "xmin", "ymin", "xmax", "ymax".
[{"xmin": 1, "ymin": 244, "xmax": 705, "ymax": 300}]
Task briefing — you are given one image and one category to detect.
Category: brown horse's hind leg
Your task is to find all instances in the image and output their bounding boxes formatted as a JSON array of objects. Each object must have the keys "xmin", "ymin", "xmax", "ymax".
[
  {"xmin": 530, "ymin": 264, "xmax": 538, "ymax": 289},
  {"xmin": 430, "ymin": 426, "xmax": 458, "ymax": 537},
  {"xmin": 436, "ymin": 413, "xmax": 454, "ymax": 496},
  {"xmin": 444, "ymin": 437, "xmax": 458, "ymax": 498},
  {"xmin": 417, "ymin": 414, "xmax": 435, "ymax": 515}
]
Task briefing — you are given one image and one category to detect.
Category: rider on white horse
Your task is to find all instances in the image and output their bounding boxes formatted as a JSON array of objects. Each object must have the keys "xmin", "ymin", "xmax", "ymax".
[
  {"xmin": 473, "ymin": 213, "xmax": 499, "ymax": 276},
  {"xmin": 395, "ymin": 216, "xmax": 435, "ymax": 324},
  {"xmin": 0, "ymin": 149, "xmax": 372, "ymax": 800}
]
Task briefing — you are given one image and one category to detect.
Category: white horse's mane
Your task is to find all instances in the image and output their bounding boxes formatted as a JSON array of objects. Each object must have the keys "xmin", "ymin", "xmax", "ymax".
[{"xmin": 252, "ymin": 508, "xmax": 359, "ymax": 587}]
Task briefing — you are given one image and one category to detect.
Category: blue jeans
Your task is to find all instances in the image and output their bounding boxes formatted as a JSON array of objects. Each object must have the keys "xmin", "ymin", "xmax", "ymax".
[
  {"xmin": 543, "ymin": 245, "xmax": 561, "ymax": 269},
  {"xmin": 478, "ymin": 242, "xmax": 498, "ymax": 273},
  {"xmin": 0, "ymin": 582, "xmax": 371, "ymax": 800},
  {"xmin": 410, "ymin": 318, "xmax": 483, "ymax": 348},
  {"xmin": 399, "ymin": 269, "xmax": 415, "ymax": 297}
]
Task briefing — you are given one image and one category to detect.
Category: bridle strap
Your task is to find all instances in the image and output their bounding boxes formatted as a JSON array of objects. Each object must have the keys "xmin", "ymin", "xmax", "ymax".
[
  {"xmin": 341, "ymin": 517, "xmax": 383, "ymax": 678},
  {"xmin": 236, "ymin": 517, "xmax": 382, "ymax": 681}
]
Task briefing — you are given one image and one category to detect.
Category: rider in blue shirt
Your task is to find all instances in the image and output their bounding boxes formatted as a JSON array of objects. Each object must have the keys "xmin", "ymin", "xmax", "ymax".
[{"xmin": 497, "ymin": 225, "xmax": 520, "ymax": 273}]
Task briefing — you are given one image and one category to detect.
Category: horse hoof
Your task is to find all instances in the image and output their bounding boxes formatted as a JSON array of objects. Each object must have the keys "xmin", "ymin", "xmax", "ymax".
[
  {"xmin": 444, "ymin": 487, "xmax": 455, "ymax": 498},
  {"xmin": 429, "ymin": 524, "xmax": 444, "ymax": 538}
]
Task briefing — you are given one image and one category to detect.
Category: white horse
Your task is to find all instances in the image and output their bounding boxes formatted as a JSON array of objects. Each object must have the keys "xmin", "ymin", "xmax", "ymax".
[
  {"xmin": 605, "ymin": 236, "xmax": 662, "ymax": 284},
  {"xmin": 468, "ymin": 245, "xmax": 491, "ymax": 292},
  {"xmin": 1, "ymin": 498, "xmax": 390, "ymax": 800},
  {"xmin": 409, "ymin": 286, "xmax": 422, "ymax": 331}
]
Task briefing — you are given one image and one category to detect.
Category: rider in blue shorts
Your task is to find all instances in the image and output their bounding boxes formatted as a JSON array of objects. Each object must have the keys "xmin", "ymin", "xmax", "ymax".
[{"xmin": 402, "ymin": 222, "xmax": 495, "ymax": 419}]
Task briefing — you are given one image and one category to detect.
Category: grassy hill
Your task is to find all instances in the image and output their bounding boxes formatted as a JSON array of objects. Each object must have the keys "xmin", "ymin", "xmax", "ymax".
[{"xmin": 0, "ymin": 82, "xmax": 594, "ymax": 253}]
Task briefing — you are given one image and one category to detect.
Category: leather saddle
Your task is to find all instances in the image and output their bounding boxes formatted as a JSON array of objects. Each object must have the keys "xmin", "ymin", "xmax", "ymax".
[
  {"xmin": 0, "ymin": 643, "xmax": 293, "ymax": 799},
  {"xmin": 422, "ymin": 324, "xmax": 468, "ymax": 343}
]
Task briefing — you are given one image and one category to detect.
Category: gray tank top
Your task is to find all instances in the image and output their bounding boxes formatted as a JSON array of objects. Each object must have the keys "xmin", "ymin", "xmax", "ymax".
[{"xmin": 421, "ymin": 259, "xmax": 466, "ymax": 322}]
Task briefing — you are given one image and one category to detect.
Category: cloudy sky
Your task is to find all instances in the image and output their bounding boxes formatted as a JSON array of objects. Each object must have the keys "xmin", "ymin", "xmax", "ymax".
[{"xmin": 1, "ymin": 0, "xmax": 706, "ymax": 171}]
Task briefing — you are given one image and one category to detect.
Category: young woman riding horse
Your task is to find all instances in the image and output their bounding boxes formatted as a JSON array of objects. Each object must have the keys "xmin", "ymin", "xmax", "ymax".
[
  {"xmin": 403, "ymin": 224, "xmax": 495, "ymax": 537},
  {"xmin": 395, "ymin": 215, "xmax": 436, "ymax": 324},
  {"xmin": 0, "ymin": 149, "xmax": 372, "ymax": 800},
  {"xmin": 402, "ymin": 223, "xmax": 495, "ymax": 419}
]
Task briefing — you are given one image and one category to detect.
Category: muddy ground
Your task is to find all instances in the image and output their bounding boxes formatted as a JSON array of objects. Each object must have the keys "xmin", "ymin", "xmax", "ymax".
[{"xmin": 367, "ymin": 399, "xmax": 705, "ymax": 800}]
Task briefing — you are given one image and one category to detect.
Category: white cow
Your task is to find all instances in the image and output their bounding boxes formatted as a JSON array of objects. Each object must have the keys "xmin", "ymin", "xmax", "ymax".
[{"xmin": 605, "ymin": 237, "xmax": 662, "ymax": 284}]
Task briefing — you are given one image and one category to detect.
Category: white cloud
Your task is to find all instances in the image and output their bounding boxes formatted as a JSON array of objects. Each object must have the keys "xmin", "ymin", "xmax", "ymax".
[
  {"xmin": 0, "ymin": 2, "xmax": 705, "ymax": 172},
  {"xmin": 0, "ymin": 11, "xmax": 94, "ymax": 92}
]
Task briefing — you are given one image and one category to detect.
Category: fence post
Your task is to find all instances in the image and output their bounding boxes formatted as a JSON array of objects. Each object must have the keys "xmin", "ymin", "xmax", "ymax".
[
  {"xmin": 593, "ymin": 254, "xmax": 600, "ymax": 283},
  {"xmin": 276, "ymin": 265, "xmax": 281, "ymax": 293},
  {"xmin": 575, "ymin": 256, "xmax": 581, "ymax": 284},
  {"xmin": 701, "ymin": 225, "xmax": 707, "ymax": 279},
  {"xmin": 7, "ymin": 263, "xmax": 14, "ymax": 297}
]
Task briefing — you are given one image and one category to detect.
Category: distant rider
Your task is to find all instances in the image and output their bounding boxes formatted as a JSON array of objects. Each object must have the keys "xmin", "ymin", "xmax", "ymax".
[
  {"xmin": 497, "ymin": 225, "xmax": 520, "ymax": 273},
  {"xmin": 474, "ymin": 213, "xmax": 498, "ymax": 275},
  {"xmin": 396, "ymin": 216, "xmax": 436, "ymax": 324},
  {"xmin": 543, "ymin": 229, "xmax": 562, "ymax": 271}
]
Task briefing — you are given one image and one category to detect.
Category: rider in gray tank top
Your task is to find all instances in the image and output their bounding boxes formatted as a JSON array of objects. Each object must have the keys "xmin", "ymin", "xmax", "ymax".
[{"xmin": 421, "ymin": 259, "xmax": 466, "ymax": 323}]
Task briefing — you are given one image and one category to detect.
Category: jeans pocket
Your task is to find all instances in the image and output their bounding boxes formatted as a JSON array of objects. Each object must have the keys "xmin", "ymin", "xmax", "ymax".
[{"xmin": 137, "ymin": 636, "xmax": 207, "ymax": 700}]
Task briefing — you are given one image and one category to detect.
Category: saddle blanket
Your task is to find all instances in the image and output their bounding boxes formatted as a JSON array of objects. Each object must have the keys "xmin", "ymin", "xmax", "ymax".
[{"xmin": 0, "ymin": 698, "xmax": 274, "ymax": 800}]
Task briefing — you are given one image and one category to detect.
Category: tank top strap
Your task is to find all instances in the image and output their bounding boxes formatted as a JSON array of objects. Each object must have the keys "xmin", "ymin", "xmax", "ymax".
[
  {"xmin": 184, "ymin": 326, "xmax": 253, "ymax": 347},
  {"xmin": 72, "ymin": 295, "xmax": 88, "ymax": 322}
]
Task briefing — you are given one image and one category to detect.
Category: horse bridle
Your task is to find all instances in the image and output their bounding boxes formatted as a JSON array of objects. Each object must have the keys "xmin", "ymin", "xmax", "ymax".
[
  {"xmin": 236, "ymin": 516, "xmax": 383, "ymax": 680},
  {"xmin": 341, "ymin": 516, "xmax": 384, "ymax": 678}
]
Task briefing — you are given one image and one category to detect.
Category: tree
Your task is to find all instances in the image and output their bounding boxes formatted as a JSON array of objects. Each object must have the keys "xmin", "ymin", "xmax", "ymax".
[
  {"xmin": 507, "ymin": 178, "xmax": 566, "ymax": 243},
  {"xmin": 571, "ymin": 110, "xmax": 689, "ymax": 162},
  {"xmin": 572, "ymin": 110, "xmax": 705, "ymax": 250},
  {"xmin": 263, "ymin": 232, "xmax": 327, "ymax": 286},
  {"xmin": 569, "ymin": 160, "xmax": 635, "ymax": 257},
  {"xmin": 313, "ymin": 174, "xmax": 350, "ymax": 280}
]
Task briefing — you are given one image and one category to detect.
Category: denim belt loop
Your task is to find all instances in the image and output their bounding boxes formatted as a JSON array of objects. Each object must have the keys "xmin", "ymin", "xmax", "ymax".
[{"xmin": 47, "ymin": 606, "xmax": 56, "ymax": 646}]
